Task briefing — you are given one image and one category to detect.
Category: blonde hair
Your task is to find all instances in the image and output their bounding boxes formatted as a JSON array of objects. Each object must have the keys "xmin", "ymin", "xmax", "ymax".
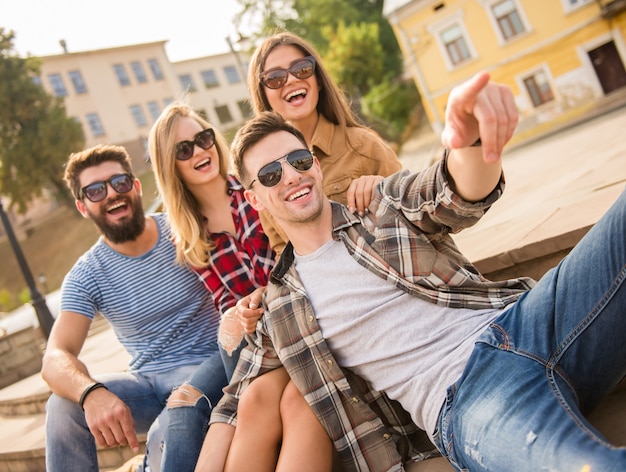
[
  {"xmin": 148, "ymin": 101, "xmax": 231, "ymax": 267},
  {"xmin": 247, "ymin": 31, "xmax": 364, "ymax": 129}
]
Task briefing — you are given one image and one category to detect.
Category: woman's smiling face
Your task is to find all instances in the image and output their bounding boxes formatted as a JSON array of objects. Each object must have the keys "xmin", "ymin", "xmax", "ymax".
[{"xmin": 262, "ymin": 44, "xmax": 320, "ymax": 124}]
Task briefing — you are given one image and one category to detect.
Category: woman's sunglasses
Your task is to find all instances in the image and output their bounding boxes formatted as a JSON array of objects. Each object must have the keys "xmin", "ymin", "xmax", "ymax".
[
  {"xmin": 175, "ymin": 128, "xmax": 216, "ymax": 160},
  {"xmin": 249, "ymin": 149, "xmax": 314, "ymax": 189},
  {"xmin": 80, "ymin": 173, "xmax": 134, "ymax": 203},
  {"xmin": 259, "ymin": 56, "xmax": 316, "ymax": 90}
]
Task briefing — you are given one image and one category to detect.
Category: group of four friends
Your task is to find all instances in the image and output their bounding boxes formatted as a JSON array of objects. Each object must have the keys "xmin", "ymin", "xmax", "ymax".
[{"xmin": 41, "ymin": 31, "xmax": 626, "ymax": 472}]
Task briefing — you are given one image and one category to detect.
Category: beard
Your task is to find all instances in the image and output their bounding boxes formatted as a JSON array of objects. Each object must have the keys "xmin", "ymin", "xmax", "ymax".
[{"xmin": 88, "ymin": 195, "xmax": 146, "ymax": 244}]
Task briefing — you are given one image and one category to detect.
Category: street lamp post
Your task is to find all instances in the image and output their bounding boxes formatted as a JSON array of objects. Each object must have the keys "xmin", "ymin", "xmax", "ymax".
[
  {"xmin": 0, "ymin": 199, "xmax": 55, "ymax": 339},
  {"xmin": 225, "ymin": 34, "xmax": 249, "ymax": 84}
]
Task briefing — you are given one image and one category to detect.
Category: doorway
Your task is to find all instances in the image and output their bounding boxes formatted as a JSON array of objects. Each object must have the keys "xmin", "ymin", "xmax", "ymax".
[{"xmin": 588, "ymin": 41, "xmax": 626, "ymax": 94}]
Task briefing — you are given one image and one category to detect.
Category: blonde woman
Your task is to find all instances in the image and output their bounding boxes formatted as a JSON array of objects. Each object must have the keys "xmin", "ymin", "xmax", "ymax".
[{"xmin": 148, "ymin": 102, "xmax": 285, "ymax": 471}]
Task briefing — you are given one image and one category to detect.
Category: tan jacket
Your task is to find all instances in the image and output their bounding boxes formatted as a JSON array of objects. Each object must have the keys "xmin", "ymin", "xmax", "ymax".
[{"xmin": 260, "ymin": 114, "xmax": 402, "ymax": 256}]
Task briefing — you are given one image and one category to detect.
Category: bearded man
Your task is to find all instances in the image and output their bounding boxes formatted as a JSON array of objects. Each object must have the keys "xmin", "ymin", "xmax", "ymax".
[{"xmin": 42, "ymin": 144, "xmax": 227, "ymax": 472}]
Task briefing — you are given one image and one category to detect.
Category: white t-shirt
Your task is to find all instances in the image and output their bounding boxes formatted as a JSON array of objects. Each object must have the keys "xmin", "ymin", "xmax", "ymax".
[{"xmin": 295, "ymin": 238, "xmax": 503, "ymax": 437}]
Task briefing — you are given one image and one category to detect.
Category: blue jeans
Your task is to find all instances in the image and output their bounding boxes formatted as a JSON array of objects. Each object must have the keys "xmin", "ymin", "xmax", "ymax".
[
  {"xmin": 219, "ymin": 338, "xmax": 247, "ymax": 381},
  {"xmin": 159, "ymin": 353, "xmax": 227, "ymax": 472},
  {"xmin": 45, "ymin": 362, "xmax": 217, "ymax": 472},
  {"xmin": 433, "ymin": 189, "xmax": 626, "ymax": 471}
]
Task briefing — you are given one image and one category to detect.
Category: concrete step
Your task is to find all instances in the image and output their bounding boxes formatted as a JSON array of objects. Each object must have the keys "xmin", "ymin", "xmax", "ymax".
[
  {"xmin": 0, "ymin": 325, "xmax": 133, "ymax": 471},
  {"xmin": 0, "ymin": 411, "xmax": 146, "ymax": 472},
  {"xmin": 0, "ymin": 319, "xmax": 128, "ymax": 417}
]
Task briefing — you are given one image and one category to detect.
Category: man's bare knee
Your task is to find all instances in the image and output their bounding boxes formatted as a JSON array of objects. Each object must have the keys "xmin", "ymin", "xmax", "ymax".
[{"xmin": 167, "ymin": 384, "xmax": 204, "ymax": 408}]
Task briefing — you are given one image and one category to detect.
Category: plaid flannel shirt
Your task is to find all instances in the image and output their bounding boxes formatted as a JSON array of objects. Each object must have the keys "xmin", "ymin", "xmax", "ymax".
[
  {"xmin": 194, "ymin": 176, "xmax": 275, "ymax": 315},
  {"xmin": 211, "ymin": 160, "xmax": 535, "ymax": 471}
]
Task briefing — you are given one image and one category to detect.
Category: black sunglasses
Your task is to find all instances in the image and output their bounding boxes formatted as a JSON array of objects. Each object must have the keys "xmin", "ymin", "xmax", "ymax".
[
  {"xmin": 249, "ymin": 149, "xmax": 314, "ymax": 189},
  {"xmin": 175, "ymin": 128, "xmax": 216, "ymax": 160},
  {"xmin": 80, "ymin": 173, "xmax": 134, "ymax": 203},
  {"xmin": 259, "ymin": 56, "xmax": 316, "ymax": 90}
]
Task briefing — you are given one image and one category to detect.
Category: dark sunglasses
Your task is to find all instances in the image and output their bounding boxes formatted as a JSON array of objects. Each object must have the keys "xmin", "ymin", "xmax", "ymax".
[
  {"xmin": 259, "ymin": 56, "xmax": 316, "ymax": 90},
  {"xmin": 175, "ymin": 128, "xmax": 216, "ymax": 160},
  {"xmin": 80, "ymin": 173, "xmax": 134, "ymax": 203},
  {"xmin": 249, "ymin": 149, "xmax": 314, "ymax": 189}
]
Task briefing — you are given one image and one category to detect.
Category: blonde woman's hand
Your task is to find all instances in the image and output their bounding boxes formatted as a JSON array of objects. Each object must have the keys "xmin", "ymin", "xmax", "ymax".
[
  {"xmin": 347, "ymin": 175, "xmax": 384, "ymax": 216},
  {"xmin": 236, "ymin": 286, "xmax": 266, "ymax": 334}
]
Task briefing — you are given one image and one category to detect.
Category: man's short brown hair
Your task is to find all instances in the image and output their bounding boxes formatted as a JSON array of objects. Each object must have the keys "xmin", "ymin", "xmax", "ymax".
[
  {"xmin": 230, "ymin": 111, "xmax": 307, "ymax": 187},
  {"xmin": 64, "ymin": 144, "xmax": 133, "ymax": 200}
]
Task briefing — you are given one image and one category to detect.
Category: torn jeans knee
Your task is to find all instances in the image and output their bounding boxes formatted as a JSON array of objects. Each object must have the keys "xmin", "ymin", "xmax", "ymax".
[
  {"xmin": 161, "ymin": 384, "xmax": 213, "ymax": 471},
  {"xmin": 167, "ymin": 384, "xmax": 212, "ymax": 410}
]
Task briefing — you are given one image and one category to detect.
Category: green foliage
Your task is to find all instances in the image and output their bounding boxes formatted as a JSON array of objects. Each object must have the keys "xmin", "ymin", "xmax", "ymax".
[
  {"xmin": 362, "ymin": 77, "xmax": 421, "ymax": 142},
  {"xmin": 0, "ymin": 288, "xmax": 15, "ymax": 312},
  {"xmin": 0, "ymin": 28, "xmax": 85, "ymax": 213},
  {"xmin": 18, "ymin": 287, "xmax": 30, "ymax": 305},
  {"xmin": 235, "ymin": 0, "xmax": 402, "ymax": 76},
  {"xmin": 323, "ymin": 22, "xmax": 384, "ymax": 99}
]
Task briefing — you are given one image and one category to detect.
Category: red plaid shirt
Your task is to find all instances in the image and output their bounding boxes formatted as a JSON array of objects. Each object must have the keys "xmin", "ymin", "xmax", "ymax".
[{"xmin": 195, "ymin": 176, "xmax": 275, "ymax": 314}]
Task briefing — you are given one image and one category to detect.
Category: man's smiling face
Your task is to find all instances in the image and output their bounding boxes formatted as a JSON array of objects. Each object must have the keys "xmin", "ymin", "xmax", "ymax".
[
  {"xmin": 243, "ymin": 130, "xmax": 324, "ymax": 227},
  {"xmin": 76, "ymin": 161, "xmax": 145, "ymax": 243}
]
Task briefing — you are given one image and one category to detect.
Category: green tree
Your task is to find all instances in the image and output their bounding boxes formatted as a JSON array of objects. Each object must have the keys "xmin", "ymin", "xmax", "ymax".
[
  {"xmin": 0, "ymin": 28, "xmax": 84, "ymax": 213},
  {"xmin": 363, "ymin": 76, "xmax": 422, "ymax": 143},
  {"xmin": 235, "ymin": 0, "xmax": 402, "ymax": 76},
  {"xmin": 323, "ymin": 21, "xmax": 385, "ymax": 99},
  {"xmin": 234, "ymin": 0, "xmax": 416, "ymax": 144}
]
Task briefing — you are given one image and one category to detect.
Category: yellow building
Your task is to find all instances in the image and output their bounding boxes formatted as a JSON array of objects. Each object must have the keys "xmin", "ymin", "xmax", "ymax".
[
  {"xmin": 384, "ymin": 0, "xmax": 626, "ymax": 140},
  {"xmin": 37, "ymin": 40, "xmax": 251, "ymax": 174}
]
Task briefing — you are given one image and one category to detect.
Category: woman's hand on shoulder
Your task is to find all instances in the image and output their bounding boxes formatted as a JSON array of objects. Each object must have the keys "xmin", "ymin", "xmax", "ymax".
[{"xmin": 347, "ymin": 175, "xmax": 383, "ymax": 216}]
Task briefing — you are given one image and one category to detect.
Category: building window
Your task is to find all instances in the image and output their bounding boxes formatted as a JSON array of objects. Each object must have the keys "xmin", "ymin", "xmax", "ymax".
[
  {"xmin": 561, "ymin": 0, "xmax": 592, "ymax": 13},
  {"xmin": 441, "ymin": 24, "xmax": 471, "ymax": 66},
  {"xmin": 523, "ymin": 70, "xmax": 554, "ymax": 107},
  {"xmin": 130, "ymin": 104, "xmax": 148, "ymax": 127},
  {"xmin": 237, "ymin": 100, "xmax": 253, "ymax": 118},
  {"xmin": 428, "ymin": 11, "xmax": 477, "ymax": 70},
  {"xmin": 113, "ymin": 64, "xmax": 131, "ymax": 86},
  {"xmin": 48, "ymin": 73, "xmax": 67, "ymax": 97},
  {"xmin": 179, "ymin": 74, "xmax": 197, "ymax": 92},
  {"xmin": 68, "ymin": 70, "xmax": 88, "ymax": 94},
  {"xmin": 147, "ymin": 101, "xmax": 161, "ymax": 121},
  {"xmin": 163, "ymin": 97, "xmax": 174, "ymax": 107},
  {"xmin": 131, "ymin": 61, "xmax": 148, "ymax": 83},
  {"xmin": 223, "ymin": 66, "xmax": 241, "ymax": 84},
  {"xmin": 86, "ymin": 113, "xmax": 105, "ymax": 137},
  {"xmin": 201, "ymin": 69, "xmax": 219, "ymax": 88},
  {"xmin": 214, "ymin": 104, "xmax": 233, "ymax": 124},
  {"xmin": 148, "ymin": 58, "xmax": 164, "ymax": 80},
  {"xmin": 492, "ymin": 0, "xmax": 525, "ymax": 40}
]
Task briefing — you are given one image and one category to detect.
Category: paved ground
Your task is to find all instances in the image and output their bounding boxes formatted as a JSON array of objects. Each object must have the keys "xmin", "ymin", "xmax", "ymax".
[
  {"xmin": 1, "ymin": 96, "xmax": 625, "ymax": 471},
  {"xmin": 398, "ymin": 103, "xmax": 626, "ymax": 280}
]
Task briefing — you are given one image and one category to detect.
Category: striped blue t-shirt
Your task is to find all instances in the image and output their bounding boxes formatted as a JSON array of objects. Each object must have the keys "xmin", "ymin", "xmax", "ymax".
[{"xmin": 60, "ymin": 213, "xmax": 220, "ymax": 373}]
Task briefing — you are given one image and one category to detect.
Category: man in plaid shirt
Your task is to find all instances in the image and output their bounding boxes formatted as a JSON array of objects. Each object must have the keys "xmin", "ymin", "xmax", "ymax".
[{"xmin": 208, "ymin": 73, "xmax": 626, "ymax": 471}]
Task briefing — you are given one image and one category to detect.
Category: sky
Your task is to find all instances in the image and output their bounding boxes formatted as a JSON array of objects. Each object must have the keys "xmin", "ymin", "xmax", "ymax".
[{"xmin": 2, "ymin": 0, "xmax": 249, "ymax": 62}]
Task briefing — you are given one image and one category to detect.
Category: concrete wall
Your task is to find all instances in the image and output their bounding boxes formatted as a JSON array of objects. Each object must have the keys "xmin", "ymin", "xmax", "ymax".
[{"xmin": 0, "ymin": 328, "xmax": 44, "ymax": 390}]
